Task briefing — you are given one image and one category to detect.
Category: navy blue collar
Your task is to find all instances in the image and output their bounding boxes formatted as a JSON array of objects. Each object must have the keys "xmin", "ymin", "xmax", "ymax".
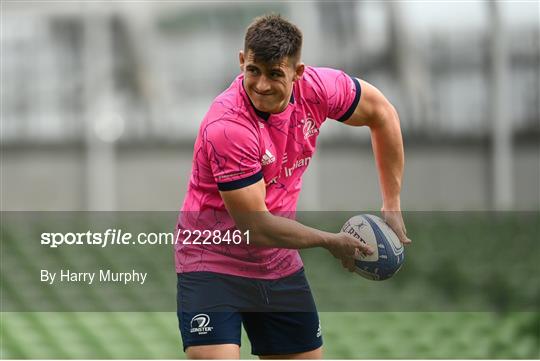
[{"xmin": 242, "ymin": 80, "xmax": 294, "ymax": 121}]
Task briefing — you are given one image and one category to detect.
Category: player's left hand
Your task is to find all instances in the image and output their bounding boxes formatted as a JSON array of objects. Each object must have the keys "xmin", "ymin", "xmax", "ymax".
[{"xmin": 381, "ymin": 209, "xmax": 412, "ymax": 245}]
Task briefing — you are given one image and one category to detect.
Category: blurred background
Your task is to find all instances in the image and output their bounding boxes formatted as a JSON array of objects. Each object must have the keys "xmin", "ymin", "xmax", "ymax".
[
  {"xmin": 1, "ymin": 1, "xmax": 539, "ymax": 359},
  {"xmin": 1, "ymin": 0, "xmax": 539, "ymax": 211}
]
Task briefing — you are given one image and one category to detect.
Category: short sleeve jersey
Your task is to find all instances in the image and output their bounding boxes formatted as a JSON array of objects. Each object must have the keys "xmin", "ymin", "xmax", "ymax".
[{"xmin": 175, "ymin": 66, "xmax": 361, "ymax": 279}]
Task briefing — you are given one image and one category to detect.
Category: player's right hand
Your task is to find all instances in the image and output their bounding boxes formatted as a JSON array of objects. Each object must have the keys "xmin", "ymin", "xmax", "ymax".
[{"xmin": 325, "ymin": 233, "xmax": 373, "ymax": 272}]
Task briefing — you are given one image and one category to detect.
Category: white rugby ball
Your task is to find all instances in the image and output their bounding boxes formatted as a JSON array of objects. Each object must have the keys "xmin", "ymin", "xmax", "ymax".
[{"xmin": 341, "ymin": 214, "xmax": 404, "ymax": 280}]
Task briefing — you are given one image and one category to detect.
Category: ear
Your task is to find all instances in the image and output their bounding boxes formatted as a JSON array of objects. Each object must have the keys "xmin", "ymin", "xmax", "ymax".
[
  {"xmin": 239, "ymin": 51, "xmax": 245, "ymax": 72},
  {"xmin": 293, "ymin": 62, "xmax": 305, "ymax": 82}
]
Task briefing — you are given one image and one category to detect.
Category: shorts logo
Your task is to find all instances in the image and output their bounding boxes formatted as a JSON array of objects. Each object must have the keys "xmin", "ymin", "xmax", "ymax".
[
  {"xmin": 190, "ymin": 314, "xmax": 213, "ymax": 335},
  {"xmin": 303, "ymin": 118, "xmax": 318, "ymax": 139},
  {"xmin": 316, "ymin": 321, "xmax": 322, "ymax": 338},
  {"xmin": 262, "ymin": 149, "xmax": 276, "ymax": 166}
]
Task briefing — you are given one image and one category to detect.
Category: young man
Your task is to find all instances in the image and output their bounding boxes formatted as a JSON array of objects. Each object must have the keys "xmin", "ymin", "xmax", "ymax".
[{"xmin": 175, "ymin": 14, "xmax": 411, "ymax": 359}]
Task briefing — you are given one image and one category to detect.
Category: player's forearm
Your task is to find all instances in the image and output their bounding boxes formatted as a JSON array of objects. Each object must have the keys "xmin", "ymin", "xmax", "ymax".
[
  {"xmin": 236, "ymin": 212, "xmax": 335, "ymax": 249},
  {"xmin": 369, "ymin": 103, "xmax": 404, "ymax": 211}
]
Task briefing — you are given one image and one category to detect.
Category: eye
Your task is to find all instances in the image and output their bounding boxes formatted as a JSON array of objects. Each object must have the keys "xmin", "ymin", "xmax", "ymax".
[
  {"xmin": 270, "ymin": 71, "xmax": 282, "ymax": 78},
  {"xmin": 247, "ymin": 67, "xmax": 260, "ymax": 76}
]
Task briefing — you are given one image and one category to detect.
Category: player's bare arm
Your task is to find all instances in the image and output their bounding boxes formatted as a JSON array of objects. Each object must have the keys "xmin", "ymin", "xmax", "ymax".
[
  {"xmin": 343, "ymin": 79, "xmax": 412, "ymax": 244},
  {"xmin": 220, "ymin": 180, "xmax": 373, "ymax": 272}
]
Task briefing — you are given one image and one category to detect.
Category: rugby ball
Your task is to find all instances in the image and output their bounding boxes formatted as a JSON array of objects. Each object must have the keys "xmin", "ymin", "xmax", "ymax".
[{"xmin": 341, "ymin": 214, "xmax": 404, "ymax": 280}]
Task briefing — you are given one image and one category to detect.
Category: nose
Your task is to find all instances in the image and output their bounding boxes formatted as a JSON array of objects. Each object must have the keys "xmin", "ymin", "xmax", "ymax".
[{"xmin": 255, "ymin": 75, "xmax": 271, "ymax": 94}]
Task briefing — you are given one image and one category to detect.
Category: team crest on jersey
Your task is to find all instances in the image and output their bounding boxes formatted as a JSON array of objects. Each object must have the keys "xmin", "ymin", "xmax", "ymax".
[
  {"xmin": 261, "ymin": 149, "xmax": 276, "ymax": 166},
  {"xmin": 303, "ymin": 118, "xmax": 319, "ymax": 139},
  {"xmin": 190, "ymin": 314, "xmax": 213, "ymax": 335}
]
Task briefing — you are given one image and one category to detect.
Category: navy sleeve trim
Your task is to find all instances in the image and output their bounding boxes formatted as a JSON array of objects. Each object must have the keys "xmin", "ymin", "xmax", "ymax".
[
  {"xmin": 336, "ymin": 76, "xmax": 361, "ymax": 122},
  {"xmin": 217, "ymin": 170, "xmax": 263, "ymax": 191}
]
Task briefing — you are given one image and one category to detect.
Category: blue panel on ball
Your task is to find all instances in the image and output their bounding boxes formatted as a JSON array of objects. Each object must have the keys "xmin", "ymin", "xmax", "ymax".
[{"xmin": 354, "ymin": 215, "xmax": 404, "ymax": 281}]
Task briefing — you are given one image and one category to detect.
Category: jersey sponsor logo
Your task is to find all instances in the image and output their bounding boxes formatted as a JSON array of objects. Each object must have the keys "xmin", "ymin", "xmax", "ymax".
[
  {"xmin": 284, "ymin": 156, "xmax": 311, "ymax": 177},
  {"xmin": 261, "ymin": 149, "xmax": 276, "ymax": 166},
  {"xmin": 190, "ymin": 314, "xmax": 214, "ymax": 335},
  {"xmin": 303, "ymin": 118, "xmax": 319, "ymax": 139}
]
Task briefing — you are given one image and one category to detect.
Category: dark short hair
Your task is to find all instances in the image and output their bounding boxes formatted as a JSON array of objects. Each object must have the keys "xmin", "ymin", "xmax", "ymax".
[{"xmin": 244, "ymin": 14, "xmax": 303, "ymax": 64}]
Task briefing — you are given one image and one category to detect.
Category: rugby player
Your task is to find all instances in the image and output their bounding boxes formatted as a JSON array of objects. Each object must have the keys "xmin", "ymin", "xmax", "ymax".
[{"xmin": 175, "ymin": 14, "xmax": 411, "ymax": 359}]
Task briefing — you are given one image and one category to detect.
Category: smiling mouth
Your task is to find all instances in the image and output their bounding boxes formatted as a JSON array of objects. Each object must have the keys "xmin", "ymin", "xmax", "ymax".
[{"xmin": 253, "ymin": 90, "xmax": 273, "ymax": 96}]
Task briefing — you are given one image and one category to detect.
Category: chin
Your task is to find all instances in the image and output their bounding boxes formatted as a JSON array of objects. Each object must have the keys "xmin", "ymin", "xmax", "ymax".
[{"xmin": 254, "ymin": 101, "xmax": 274, "ymax": 113}]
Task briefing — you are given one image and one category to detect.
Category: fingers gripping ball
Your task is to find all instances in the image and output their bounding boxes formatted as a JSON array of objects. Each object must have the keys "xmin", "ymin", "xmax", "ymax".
[{"xmin": 341, "ymin": 214, "xmax": 405, "ymax": 280}]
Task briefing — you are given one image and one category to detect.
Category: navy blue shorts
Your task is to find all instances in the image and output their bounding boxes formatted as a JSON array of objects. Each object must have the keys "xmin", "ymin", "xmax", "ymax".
[{"xmin": 176, "ymin": 268, "xmax": 323, "ymax": 356}]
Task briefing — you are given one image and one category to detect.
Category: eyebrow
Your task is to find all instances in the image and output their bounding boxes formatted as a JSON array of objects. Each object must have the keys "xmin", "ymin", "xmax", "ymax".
[{"xmin": 246, "ymin": 63, "xmax": 285, "ymax": 74}]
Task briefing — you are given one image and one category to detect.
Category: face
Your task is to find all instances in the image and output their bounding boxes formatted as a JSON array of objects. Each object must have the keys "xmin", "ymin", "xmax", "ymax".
[{"xmin": 240, "ymin": 50, "xmax": 304, "ymax": 114}]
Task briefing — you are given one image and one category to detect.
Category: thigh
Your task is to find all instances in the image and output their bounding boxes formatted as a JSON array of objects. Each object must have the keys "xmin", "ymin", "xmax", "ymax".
[
  {"xmin": 186, "ymin": 344, "xmax": 240, "ymax": 359},
  {"xmin": 259, "ymin": 346, "xmax": 323, "ymax": 360}
]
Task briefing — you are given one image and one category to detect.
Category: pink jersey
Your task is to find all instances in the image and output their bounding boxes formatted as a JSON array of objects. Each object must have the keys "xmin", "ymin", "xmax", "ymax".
[{"xmin": 175, "ymin": 66, "xmax": 360, "ymax": 279}]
